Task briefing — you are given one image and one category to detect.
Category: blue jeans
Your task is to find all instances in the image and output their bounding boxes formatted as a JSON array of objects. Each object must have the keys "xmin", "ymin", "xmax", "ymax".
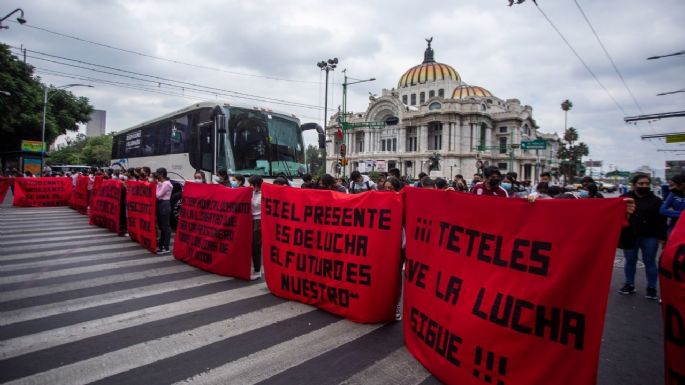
[{"xmin": 623, "ymin": 237, "xmax": 658, "ymax": 288}]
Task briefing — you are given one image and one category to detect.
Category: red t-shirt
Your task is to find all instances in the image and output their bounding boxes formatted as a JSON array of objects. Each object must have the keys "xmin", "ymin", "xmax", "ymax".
[{"xmin": 470, "ymin": 182, "xmax": 509, "ymax": 197}]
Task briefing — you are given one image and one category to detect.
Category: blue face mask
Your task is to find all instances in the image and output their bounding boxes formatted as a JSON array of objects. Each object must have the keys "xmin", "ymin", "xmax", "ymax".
[
  {"xmin": 230, "ymin": 180, "xmax": 239, "ymax": 188},
  {"xmin": 501, "ymin": 182, "xmax": 512, "ymax": 190},
  {"xmin": 579, "ymin": 190, "xmax": 589, "ymax": 198}
]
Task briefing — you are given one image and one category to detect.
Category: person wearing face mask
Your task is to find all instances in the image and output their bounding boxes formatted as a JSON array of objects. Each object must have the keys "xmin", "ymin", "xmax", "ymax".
[
  {"xmin": 193, "ymin": 171, "xmax": 206, "ymax": 184},
  {"xmin": 660, "ymin": 174, "xmax": 685, "ymax": 235},
  {"xmin": 470, "ymin": 166, "xmax": 508, "ymax": 197},
  {"xmin": 579, "ymin": 182, "xmax": 603, "ymax": 199},
  {"xmin": 248, "ymin": 175, "xmax": 263, "ymax": 280},
  {"xmin": 229, "ymin": 174, "xmax": 246, "ymax": 188},
  {"xmin": 155, "ymin": 168, "xmax": 173, "ymax": 254},
  {"xmin": 618, "ymin": 174, "xmax": 666, "ymax": 299},
  {"xmin": 213, "ymin": 169, "xmax": 230, "ymax": 186}
]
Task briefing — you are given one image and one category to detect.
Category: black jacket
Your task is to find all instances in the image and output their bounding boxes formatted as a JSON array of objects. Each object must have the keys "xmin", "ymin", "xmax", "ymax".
[{"xmin": 618, "ymin": 191, "xmax": 667, "ymax": 249}]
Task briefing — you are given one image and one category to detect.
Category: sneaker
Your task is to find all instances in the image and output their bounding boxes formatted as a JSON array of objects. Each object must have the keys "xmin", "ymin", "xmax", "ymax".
[
  {"xmin": 395, "ymin": 304, "xmax": 402, "ymax": 321},
  {"xmin": 157, "ymin": 248, "xmax": 170, "ymax": 255},
  {"xmin": 645, "ymin": 287, "xmax": 658, "ymax": 300},
  {"xmin": 250, "ymin": 271, "xmax": 262, "ymax": 281},
  {"xmin": 618, "ymin": 284, "xmax": 636, "ymax": 295}
]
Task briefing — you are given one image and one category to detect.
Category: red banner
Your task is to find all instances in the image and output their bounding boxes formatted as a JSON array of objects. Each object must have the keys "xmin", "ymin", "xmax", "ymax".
[
  {"xmin": 0, "ymin": 177, "xmax": 12, "ymax": 203},
  {"xmin": 89, "ymin": 179, "xmax": 122, "ymax": 233},
  {"xmin": 126, "ymin": 180, "xmax": 157, "ymax": 253},
  {"xmin": 12, "ymin": 177, "xmax": 72, "ymax": 207},
  {"xmin": 90, "ymin": 175, "xmax": 103, "ymax": 209},
  {"xmin": 69, "ymin": 176, "xmax": 90, "ymax": 214},
  {"xmin": 174, "ymin": 183, "xmax": 253, "ymax": 279},
  {"xmin": 261, "ymin": 183, "xmax": 403, "ymax": 323},
  {"xmin": 403, "ymin": 189, "xmax": 626, "ymax": 385},
  {"xmin": 659, "ymin": 213, "xmax": 685, "ymax": 385}
]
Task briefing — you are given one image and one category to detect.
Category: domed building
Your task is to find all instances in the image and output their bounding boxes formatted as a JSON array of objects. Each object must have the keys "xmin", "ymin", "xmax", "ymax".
[{"xmin": 326, "ymin": 39, "xmax": 560, "ymax": 183}]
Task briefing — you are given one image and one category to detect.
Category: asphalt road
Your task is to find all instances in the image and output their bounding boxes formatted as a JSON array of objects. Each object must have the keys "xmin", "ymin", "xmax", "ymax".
[{"xmin": 0, "ymin": 193, "xmax": 664, "ymax": 385}]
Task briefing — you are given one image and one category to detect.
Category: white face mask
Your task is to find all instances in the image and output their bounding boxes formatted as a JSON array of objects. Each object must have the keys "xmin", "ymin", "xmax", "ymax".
[
  {"xmin": 148, "ymin": 177, "xmax": 155, "ymax": 183},
  {"xmin": 212, "ymin": 175, "xmax": 222, "ymax": 183},
  {"xmin": 194, "ymin": 179, "xmax": 203, "ymax": 183},
  {"xmin": 112, "ymin": 175, "xmax": 119, "ymax": 180},
  {"xmin": 120, "ymin": 175, "xmax": 128, "ymax": 181}
]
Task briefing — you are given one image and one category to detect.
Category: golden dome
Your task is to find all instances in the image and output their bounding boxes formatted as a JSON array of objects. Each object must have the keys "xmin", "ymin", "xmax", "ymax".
[
  {"xmin": 397, "ymin": 38, "xmax": 461, "ymax": 88},
  {"xmin": 451, "ymin": 85, "xmax": 493, "ymax": 99}
]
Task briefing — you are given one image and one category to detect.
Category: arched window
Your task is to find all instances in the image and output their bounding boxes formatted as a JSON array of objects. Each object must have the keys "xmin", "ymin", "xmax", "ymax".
[
  {"xmin": 402, "ymin": 95, "xmax": 408, "ymax": 105},
  {"xmin": 481, "ymin": 104, "xmax": 487, "ymax": 111},
  {"xmin": 420, "ymin": 92, "xmax": 425, "ymax": 104},
  {"xmin": 429, "ymin": 90, "xmax": 435, "ymax": 98}
]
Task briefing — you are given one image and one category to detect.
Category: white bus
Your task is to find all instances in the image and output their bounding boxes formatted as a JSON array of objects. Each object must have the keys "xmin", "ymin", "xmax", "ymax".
[{"xmin": 111, "ymin": 101, "xmax": 324, "ymax": 182}]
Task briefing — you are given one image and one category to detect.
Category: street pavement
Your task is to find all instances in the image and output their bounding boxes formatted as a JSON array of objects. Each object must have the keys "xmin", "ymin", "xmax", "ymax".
[{"xmin": 0, "ymin": 194, "xmax": 664, "ymax": 385}]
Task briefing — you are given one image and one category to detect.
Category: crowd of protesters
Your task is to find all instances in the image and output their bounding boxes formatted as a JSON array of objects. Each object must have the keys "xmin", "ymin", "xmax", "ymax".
[{"xmin": 5, "ymin": 163, "xmax": 684, "ymax": 302}]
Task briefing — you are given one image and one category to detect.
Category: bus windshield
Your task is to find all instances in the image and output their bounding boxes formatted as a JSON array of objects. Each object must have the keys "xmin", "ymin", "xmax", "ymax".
[{"xmin": 227, "ymin": 107, "xmax": 304, "ymax": 177}]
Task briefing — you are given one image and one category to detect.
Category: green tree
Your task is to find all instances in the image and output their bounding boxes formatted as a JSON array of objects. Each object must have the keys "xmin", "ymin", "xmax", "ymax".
[
  {"xmin": 0, "ymin": 44, "xmax": 93, "ymax": 153},
  {"xmin": 305, "ymin": 144, "xmax": 324, "ymax": 177},
  {"xmin": 557, "ymin": 127, "xmax": 589, "ymax": 182},
  {"xmin": 48, "ymin": 133, "xmax": 113, "ymax": 167}
]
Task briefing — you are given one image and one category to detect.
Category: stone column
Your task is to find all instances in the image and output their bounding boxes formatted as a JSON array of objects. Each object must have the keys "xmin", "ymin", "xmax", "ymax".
[
  {"xmin": 441, "ymin": 121, "xmax": 449, "ymax": 153},
  {"xmin": 420, "ymin": 125, "xmax": 428, "ymax": 153},
  {"xmin": 399, "ymin": 126, "xmax": 406, "ymax": 153}
]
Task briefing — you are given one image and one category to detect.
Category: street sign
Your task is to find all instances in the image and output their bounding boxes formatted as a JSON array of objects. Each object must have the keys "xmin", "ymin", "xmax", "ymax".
[
  {"xmin": 21, "ymin": 140, "xmax": 46, "ymax": 153},
  {"xmin": 666, "ymin": 134, "xmax": 685, "ymax": 143},
  {"xmin": 520, "ymin": 139, "xmax": 547, "ymax": 150}
]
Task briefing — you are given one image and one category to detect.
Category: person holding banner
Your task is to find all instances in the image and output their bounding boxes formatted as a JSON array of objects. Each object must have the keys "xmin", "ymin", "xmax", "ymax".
[
  {"xmin": 619, "ymin": 174, "xmax": 666, "ymax": 299},
  {"xmin": 660, "ymin": 174, "xmax": 685, "ymax": 236},
  {"xmin": 248, "ymin": 175, "xmax": 263, "ymax": 280},
  {"xmin": 470, "ymin": 166, "xmax": 508, "ymax": 197},
  {"xmin": 155, "ymin": 167, "xmax": 173, "ymax": 254}
]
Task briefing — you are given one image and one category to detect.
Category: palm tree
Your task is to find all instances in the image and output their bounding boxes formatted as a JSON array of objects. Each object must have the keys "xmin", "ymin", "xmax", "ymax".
[{"xmin": 561, "ymin": 99, "xmax": 573, "ymax": 131}]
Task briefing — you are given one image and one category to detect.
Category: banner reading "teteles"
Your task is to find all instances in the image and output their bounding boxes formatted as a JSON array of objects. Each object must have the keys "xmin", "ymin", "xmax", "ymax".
[
  {"xmin": 12, "ymin": 177, "xmax": 72, "ymax": 207},
  {"xmin": 403, "ymin": 189, "xmax": 626, "ymax": 385},
  {"xmin": 659, "ymin": 212, "xmax": 685, "ymax": 385},
  {"xmin": 174, "ymin": 182, "xmax": 253, "ymax": 279},
  {"xmin": 261, "ymin": 184, "xmax": 403, "ymax": 323}
]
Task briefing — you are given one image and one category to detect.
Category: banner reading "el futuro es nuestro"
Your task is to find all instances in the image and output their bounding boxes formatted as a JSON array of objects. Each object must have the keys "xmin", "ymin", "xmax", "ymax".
[
  {"xmin": 261, "ymin": 183, "xmax": 403, "ymax": 323},
  {"xmin": 403, "ymin": 188, "xmax": 626, "ymax": 385}
]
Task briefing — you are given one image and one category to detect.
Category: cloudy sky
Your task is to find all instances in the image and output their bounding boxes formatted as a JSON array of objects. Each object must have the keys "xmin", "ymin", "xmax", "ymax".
[{"xmin": 2, "ymin": 0, "xmax": 684, "ymax": 176}]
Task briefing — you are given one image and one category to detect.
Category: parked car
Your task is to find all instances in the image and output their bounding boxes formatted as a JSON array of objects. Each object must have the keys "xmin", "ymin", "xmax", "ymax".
[{"xmin": 600, "ymin": 182, "xmax": 617, "ymax": 193}]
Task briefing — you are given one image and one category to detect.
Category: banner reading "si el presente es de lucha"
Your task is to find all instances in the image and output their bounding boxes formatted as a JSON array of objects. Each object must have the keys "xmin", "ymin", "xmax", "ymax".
[
  {"xmin": 261, "ymin": 183, "xmax": 403, "ymax": 323},
  {"xmin": 403, "ymin": 188, "xmax": 626, "ymax": 385}
]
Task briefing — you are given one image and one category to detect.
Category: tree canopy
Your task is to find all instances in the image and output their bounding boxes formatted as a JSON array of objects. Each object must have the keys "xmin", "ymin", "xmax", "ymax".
[
  {"xmin": 0, "ymin": 44, "xmax": 93, "ymax": 153},
  {"xmin": 557, "ymin": 127, "xmax": 589, "ymax": 182},
  {"xmin": 48, "ymin": 133, "xmax": 113, "ymax": 167}
]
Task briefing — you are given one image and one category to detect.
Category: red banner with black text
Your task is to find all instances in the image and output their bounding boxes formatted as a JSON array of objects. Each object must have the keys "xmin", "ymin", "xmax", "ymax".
[
  {"xmin": 174, "ymin": 183, "xmax": 253, "ymax": 279},
  {"xmin": 403, "ymin": 189, "xmax": 626, "ymax": 385},
  {"xmin": 89, "ymin": 179, "xmax": 122, "ymax": 233},
  {"xmin": 659, "ymin": 212, "xmax": 685, "ymax": 385},
  {"xmin": 0, "ymin": 177, "xmax": 12, "ymax": 203},
  {"xmin": 261, "ymin": 183, "xmax": 403, "ymax": 323},
  {"xmin": 12, "ymin": 177, "xmax": 72, "ymax": 207},
  {"xmin": 126, "ymin": 180, "xmax": 157, "ymax": 253},
  {"xmin": 69, "ymin": 176, "xmax": 90, "ymax": 214}
]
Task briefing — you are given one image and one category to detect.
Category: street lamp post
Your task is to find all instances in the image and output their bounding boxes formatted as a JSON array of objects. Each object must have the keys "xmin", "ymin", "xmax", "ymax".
[
  {"xmin": 41, "ymin": 83, "xmax": 93, "ymax": 175},
  {"xmin": 340, "ymin": 72, "xmax": 375, "ymax": 176},
  {"xmin": 0, "ymin": 8, "xmax": 26, "ymax": 29}
]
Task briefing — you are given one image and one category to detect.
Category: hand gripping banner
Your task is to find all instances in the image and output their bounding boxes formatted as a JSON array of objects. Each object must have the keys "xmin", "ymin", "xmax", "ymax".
[
  {"xmin": 126, "ymin": 180, "xmax": 157, "ymax": 253},
  {"xmin": 403, "ymin": 189, "xmax": 626, "ymax": 385},
  {"xmin": 89, "ymin": 179, "xmax": 123, "ymax": 233},
  {"xmin": 70, "ymin": 176, "xmax": 90, "ymax": 214},
  {"xmin": 659, "ymin": 212, "xmax": 685, "ymax": 385},
  {"xmin": 261, "ymin": 183, "xmax": 403, "ymax": 323},
  {"xmin": 0, "ymin": 177, "xmax": 12, "ymax": 203},
  {"xmin": 12, "ymin": 177, "xmax": 72, "ymax": 207},
  {"xmin": 174, "ymin": 182, "xmax": 253, "ymax": 279}
]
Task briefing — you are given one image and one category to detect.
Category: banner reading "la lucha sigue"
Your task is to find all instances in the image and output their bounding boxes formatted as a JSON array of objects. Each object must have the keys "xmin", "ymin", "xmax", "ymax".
[
  {"xmin": 174, "ymin": 182, "xmax": 253, "ymax": 279},
  {"xmin": 89, "ymin": 179, "xmax": 122, "ymax": 233},
  {"xmin": 403, "ymin": 189, "xmax": 626, "ymax": 385},
  {"xmin": 659, "ymin": 212, "xmax": 685, "ymax": 385},
  {"xmin": 261, "ymin": 183, "xmax": 403, "ymax": 323},
  {"xmin": 126, "ymin": 180, "xmax": 157, "ymax": 253},
  {"xmin": 69, "ymin": 176, "xmax": 90, "ymax": 214},
  {"xmin": 12, "ymin": 177, "xmax": 72, "ymax": 207}
]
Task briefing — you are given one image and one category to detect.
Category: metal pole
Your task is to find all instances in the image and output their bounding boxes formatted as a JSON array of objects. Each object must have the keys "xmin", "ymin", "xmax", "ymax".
[
  {"xmin": 323, "ymin": 68, "xmax": 329, "ymax": 141},
  {"xmin": 40, "ymin": 86, "xmax": 48, "ymax": 176}
]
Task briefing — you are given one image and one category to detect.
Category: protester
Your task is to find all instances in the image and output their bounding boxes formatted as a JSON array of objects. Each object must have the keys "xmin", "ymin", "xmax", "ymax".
[
  {"xmin": 319, "ymin": 174, "xmax": 347, "ymax": 192},
  {"xmin": 214, "ymin": 169, "xmax": 229, "ymax": 186},
  {"xmin": 348, "ymin": 170, "xmax": 376, "ymax": 193},
  {"xmin": 419, "ymin": 176, "xmax": 436, "ymax": 189},
  {"xmin": 300, "ymin": 174, "xmax": 315, "ymax": 189},
  {"xmin": 230, "ymin": 174, "xmax": 246, "ymax": 188},
  {"xmin": 155, "ymin": 167, "xmax": 173, "ymax": 254},
  {"xmin": 584, "ymin": 182, "xmax": 604, "ymax": 198},
  {"xmin": 382, "ymin": 176, "xmax": 402, "ymax": 192},
  {"xmin": 660, "ymin": 174, "xmax": 685, "ymax": 235},
  {"xmin": 540, "ymin": 171, "xmax": 552, "ymax": 184},
  {"xmin": 273, "ymin": 176, "xmax": 289, "ymax": 186},
  {"xmin": 414, "ymin": 172, "xmax": 428, "ymax": 187},
  {"xmin": 471, "ymin": 173, "xmax": 483, "ymax": 189},
  {"xmin": 618, "ymin": 174, "xmax": 666, "ymax": 299},
  {"xmin": 470, "ymin": 166, "xmax": 508, "ymax": 197},
  {"xmin": 388, "ymin": 168, "xmax": 405, "ymax": 189},
  {"xmin": 336, "ymin": 177, "xmax": 348, "ymax": 193},
  {"xmin": 248, "ymin": 175, "xmax": 263, "ymax": 280},
  {"xmin": 193, "ymin": 171, "xmax": 206, "ymax": 183}
]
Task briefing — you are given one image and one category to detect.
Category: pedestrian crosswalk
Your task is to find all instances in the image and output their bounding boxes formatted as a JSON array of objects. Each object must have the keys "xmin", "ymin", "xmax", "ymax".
[{"xmin": 0, "ymin": 206, "xmax": 434, "ymax": 385}]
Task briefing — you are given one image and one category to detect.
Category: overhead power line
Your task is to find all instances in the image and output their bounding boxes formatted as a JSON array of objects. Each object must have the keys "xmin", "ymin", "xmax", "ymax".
[
  {"xmin": 647, "ymin": 50, "xmax": 685, "ymax": 60},
  {"xmin": 657, "ymin": 89, "xmax": 685, "ymax": 96},
  {"xmin": 573, "ymin": 0, "xmax": 644, "ymax": 114},
  {"xmin": 11, "ymin": 20, "xmax": 319, "ymax": 85},
  {"xmin": 533, "ymin": 2, "xmax": 628, "ymax": 116},
  {"xmin": 11, "ymin": 46, "xmax": 323, "ymax": 110}
]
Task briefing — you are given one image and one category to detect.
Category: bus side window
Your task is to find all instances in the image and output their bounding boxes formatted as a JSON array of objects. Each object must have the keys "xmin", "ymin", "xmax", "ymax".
[{"xmin": 199, "ymin": 121, "xmax": 214, "ymax": 172}]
